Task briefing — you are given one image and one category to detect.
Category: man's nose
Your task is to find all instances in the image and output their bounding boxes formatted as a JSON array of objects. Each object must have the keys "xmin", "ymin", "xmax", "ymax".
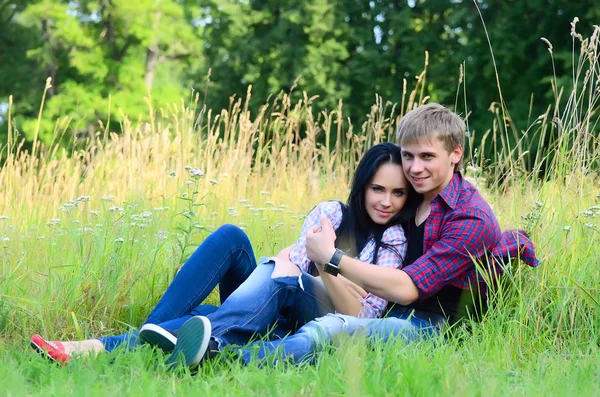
[{"xmin": 410, "ymin": 158, "xmax": 424, "ymax": 173}]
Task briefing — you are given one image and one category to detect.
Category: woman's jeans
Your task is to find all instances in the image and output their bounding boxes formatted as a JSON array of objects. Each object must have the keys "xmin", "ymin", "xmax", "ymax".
[{"xmin": 99, "ymin": 224, "xmax": 258, "ymax": 352}]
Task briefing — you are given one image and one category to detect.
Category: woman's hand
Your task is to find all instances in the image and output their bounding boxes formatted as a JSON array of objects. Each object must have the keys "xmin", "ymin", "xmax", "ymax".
[{"xmin": 306, "ymin": 215, "xmax": 337, "ymax": 268}]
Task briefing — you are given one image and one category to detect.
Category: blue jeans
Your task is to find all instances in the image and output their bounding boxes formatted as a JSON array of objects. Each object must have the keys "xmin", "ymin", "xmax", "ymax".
[
  {"xmin": 207, "ymin": 259, "xmax": 336, "ymax": 347},
  {"xmin": 234, "ymin": 308, "xmax": 441, "ymax": 364},
  {"xmin": 99, "ymin": 224, "xmax": 258, "ymax": 352}
]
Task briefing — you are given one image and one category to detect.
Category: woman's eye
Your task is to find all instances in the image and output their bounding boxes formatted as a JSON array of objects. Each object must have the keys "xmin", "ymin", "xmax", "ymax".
[
  {"xmin": 372, "ymin": 186, "xmax": 382, "ymax": 192},
  {"xmin": 394, "ymin": 191, "xmax": 404, "ymax": 197}
]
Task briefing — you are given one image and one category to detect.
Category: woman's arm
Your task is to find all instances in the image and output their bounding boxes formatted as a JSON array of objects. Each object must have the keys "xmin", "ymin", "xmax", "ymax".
[{"xmin": 318, "ymin": 271, "xmax": 363, "ymax": 316}]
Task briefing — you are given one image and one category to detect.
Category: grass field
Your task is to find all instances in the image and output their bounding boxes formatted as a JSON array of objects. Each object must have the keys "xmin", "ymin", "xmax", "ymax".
[{"xmin": 0, "ymin": 27, "xmax": 599, "ymax": 397}]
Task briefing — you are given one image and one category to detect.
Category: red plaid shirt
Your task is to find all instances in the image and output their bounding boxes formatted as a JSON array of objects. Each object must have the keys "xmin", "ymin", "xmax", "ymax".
[{"xmin": 403, "ymin": 173, "xmax": 538, "ymax": 301}]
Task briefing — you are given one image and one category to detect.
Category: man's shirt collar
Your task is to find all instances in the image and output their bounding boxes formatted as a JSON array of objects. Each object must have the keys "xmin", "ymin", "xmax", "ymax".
[{"xmin": 435, "ymin": 172, "xmax": 462, "ymax": 210}]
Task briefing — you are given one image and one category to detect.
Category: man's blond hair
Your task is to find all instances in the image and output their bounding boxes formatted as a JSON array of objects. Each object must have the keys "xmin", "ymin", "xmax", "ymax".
[{"xmin": 396, "ymin": 103, "xmax": 466, "ymax": 170}]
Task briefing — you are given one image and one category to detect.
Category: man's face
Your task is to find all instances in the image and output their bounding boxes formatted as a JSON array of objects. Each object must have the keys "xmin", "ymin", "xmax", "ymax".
[{"xmin": 400, "ymin": 137, "xmax": 462, "ymax": 202}]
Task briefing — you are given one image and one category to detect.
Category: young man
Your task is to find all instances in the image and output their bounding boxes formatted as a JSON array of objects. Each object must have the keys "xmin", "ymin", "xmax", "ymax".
[{"xmin": 183, "ymin": 103, "xmax": 538, "ymax": 364}]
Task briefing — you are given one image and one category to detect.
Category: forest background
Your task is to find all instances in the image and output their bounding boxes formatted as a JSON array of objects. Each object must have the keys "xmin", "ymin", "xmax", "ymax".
[{"xmin": 1, "ymin": 0, "xmax": 599, "ymax": 159}]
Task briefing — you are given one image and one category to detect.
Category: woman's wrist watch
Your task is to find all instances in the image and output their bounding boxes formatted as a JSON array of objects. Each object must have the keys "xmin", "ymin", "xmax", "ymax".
[{"xmin": 323, "ymin": 248, "xmax": 345, "ymax": 276}]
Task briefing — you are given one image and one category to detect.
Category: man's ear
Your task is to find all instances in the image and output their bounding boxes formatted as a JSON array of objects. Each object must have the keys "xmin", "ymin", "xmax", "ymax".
[{"xmin": 450, "ymin": 145, "xmax": 463, "ymax": 165}]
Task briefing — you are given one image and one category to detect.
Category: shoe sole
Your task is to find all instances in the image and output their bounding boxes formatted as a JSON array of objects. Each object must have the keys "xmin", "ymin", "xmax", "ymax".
[
  {"xmin": 165, "ymin": 316, "xmax": 211, "ymax": 369},
  {"xmin": 139, "ymin": 324, "xmax": 177, "ymax": 353},
  {"xmin": 29, "ymin": 338, "xmax": 69, "ymax": 365}
]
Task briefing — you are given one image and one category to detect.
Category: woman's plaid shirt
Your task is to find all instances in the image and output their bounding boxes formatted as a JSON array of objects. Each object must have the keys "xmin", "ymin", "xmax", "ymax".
[{"xmin": 289, "ymin": 201, "xmax": 407, "ymax": 319}]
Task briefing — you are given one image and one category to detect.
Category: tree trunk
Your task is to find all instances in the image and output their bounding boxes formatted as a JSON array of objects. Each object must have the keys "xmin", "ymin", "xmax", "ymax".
[
  {"xmin": 144, "ymin": 42, "xmax": 159, "ymax": 89},
  {"xmin": 41, "ymin": 19, "xmax": 57, "ymax": 97}
]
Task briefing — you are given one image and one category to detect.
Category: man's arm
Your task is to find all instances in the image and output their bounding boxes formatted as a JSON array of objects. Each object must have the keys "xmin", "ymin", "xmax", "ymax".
[
  {"xmin": 336, "ymin": 257, "xmax": 419, "ymax": 305},
  {"xmin": 307, "ymin": 210, "xmax": 499, "ymax": 305}
]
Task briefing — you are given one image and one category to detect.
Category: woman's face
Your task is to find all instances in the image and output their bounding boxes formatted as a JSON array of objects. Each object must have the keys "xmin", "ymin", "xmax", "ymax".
[{"xmin": 364, "ymin": 163, "xmax": 409, "ymax": 225}]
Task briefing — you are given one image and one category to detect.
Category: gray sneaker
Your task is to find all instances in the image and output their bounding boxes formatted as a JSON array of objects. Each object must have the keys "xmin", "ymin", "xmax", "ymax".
[
  {"xmin": 139, "ymin": 324, "xmax": 178, "ymax": 353},
  {"xmin": 165, "ymin": 316, "xmax": 212, "ymax": 369}
]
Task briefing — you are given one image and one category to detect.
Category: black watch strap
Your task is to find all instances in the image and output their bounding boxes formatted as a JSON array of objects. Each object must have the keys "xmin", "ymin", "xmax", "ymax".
[
  {"xmin": 329, "ymin": 248, "xmax": 344, "ymax": 266},
  {"xmin": 323, "ymin": 249, "xmax": 344, "ymax": 276}
]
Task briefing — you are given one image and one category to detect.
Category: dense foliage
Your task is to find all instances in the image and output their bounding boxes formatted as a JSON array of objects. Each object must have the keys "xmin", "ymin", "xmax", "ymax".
[{"xmin": 0, "ymin": 1, "xmax": 598, "ymax": 156}]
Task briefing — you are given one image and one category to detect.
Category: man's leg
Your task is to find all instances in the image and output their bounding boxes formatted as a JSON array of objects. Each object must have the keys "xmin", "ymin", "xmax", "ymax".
[
  {"xmin": 235, "ymin": 313, "xmax": 440, "ymax": 364},
  {"xmin": 144, "ymin": 224, "xmax": 257, "ymax": 325}
]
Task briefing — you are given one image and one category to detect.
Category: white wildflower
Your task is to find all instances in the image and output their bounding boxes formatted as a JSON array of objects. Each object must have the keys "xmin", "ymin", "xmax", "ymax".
[
  {"xmin": 168, "ymin": 171, "xmax": 177, "ymax": 178},
  {"xmin": 265, "ymin": 201, "xmax": 275, "ymax": 206},
  {"xmin": 101, "ymin": 196, "xmax": 114, "ymax": 201},
  {"xmin": 260, "ymin": 191, "xmax": 270, "ymax": 195},
  {"xmin": 153, "ymin": 207, "xmax": 166, "ymax": 211},
  {"xmin": 238, "ymin": 199, "xmax": 249, "ymax": 203},
  {"xmin": 109, "ymin": 206, "xmax": 122, "ymax": 212},
  {"xmin": 584, "ymin": 223, "xmax": 596, "ymax": 229},
  {"xmin": 0, "ymin": 215, "xmax": 8, "ymax": 220},
  {"xmin": 210, "ymin": 179, "xmax": 218, "ymax": 185},
  {"xmin": 563, "ymin": 226, "xmax": 571, "ymax": 231},
  {"xmin": 76, "ymin": 196, "xmax": 90, "ymax": 203},
  {"xmin": 184, "ymin": 165, "xmax": 192, "ymax": 171},
  {"xmin": 141, "ymin": 211, "xmax": 152, "ymax": 218},
  {"xmin": 114, "ymin": 237, "xmax": 125, "ymax": 243},
  {"xmin": 190, "ymin": 168, "xmax": 205, "ymax": 179},
  {"xmin": 89, "ymin": 210, "xmax": 100, "ymax": 216},
  {"xmin": 535, "ymin": 201, "xmax": 544, "ymax": 208},
  {"xmin": 2, "ymin": 237, "xmax": 9, "ymax": 242}
]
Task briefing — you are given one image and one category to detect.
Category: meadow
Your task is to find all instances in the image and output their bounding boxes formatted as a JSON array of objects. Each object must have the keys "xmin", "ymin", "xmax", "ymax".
[{"xmin": 0, "ymin": 27, "xmax": 599, "ymax": 397}]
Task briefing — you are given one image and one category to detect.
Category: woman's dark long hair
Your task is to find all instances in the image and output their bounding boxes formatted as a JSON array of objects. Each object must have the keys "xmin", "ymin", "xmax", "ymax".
[{"xmin": 335, "ymin": 142, "xmax": 421, "ymax": 264}]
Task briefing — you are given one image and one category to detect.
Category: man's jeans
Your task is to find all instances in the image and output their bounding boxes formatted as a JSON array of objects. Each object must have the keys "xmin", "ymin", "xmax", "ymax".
[
  {"xmin": 99, "ymin": 224, "xmax": 258, "ymax": 351},
  {"xmin": 234, "ymin": 308, "xmax": 441, "ymax": 364}
]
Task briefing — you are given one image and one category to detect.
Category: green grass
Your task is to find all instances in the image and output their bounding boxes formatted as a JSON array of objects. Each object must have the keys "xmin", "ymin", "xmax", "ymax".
[{"xmin": 0, "ymin": 22, "xmax": 599, "ymax": 397}]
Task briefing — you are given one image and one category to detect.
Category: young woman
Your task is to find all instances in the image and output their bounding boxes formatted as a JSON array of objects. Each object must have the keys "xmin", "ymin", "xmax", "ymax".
[{"xmin": 31, "ymin": 142, "xmax": 420, "ymax": 365}]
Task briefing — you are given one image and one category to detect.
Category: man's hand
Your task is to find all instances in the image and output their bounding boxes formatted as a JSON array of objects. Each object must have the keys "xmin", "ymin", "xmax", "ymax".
[{"xmin": 306, "ymin": 214, "xmax": 337, "ymax": 268}]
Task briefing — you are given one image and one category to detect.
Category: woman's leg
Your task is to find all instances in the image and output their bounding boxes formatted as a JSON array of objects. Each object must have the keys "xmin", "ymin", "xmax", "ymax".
[
  {"xmin": 33, "ymin": 225, "xmax": 256, "ymax": 357},
  {"xmin": 144, "ymin": 224, "xmax": 257, "ymax": 325}
]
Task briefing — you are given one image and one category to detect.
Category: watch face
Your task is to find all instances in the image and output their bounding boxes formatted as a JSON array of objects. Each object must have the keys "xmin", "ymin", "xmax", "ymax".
[{"xmin": 324, "ymin": 263, "xmax": 339, "ymax": 276}]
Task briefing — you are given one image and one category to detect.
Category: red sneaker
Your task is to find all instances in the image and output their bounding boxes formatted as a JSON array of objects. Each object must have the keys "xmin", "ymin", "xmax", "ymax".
[{"xmin": 30, "ymin": 334, "xmax": 72, "ymax": 365}]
